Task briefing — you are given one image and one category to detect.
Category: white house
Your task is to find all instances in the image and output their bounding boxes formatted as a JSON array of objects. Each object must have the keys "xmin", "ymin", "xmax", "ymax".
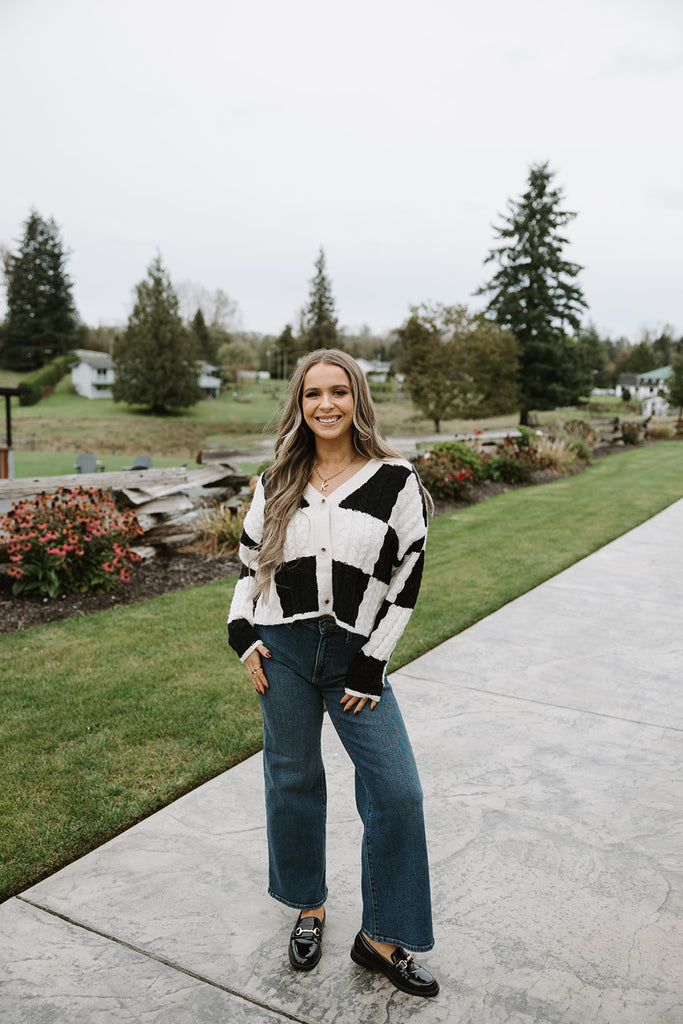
[
  {"xmin": 198, "ymin": 361, "xmax": 222, "ymax": 399},
  {"xmin": 71, "ymin": 349, "xmax": 115, "ymax": 399},
  {"xmin": 355, "ymin": 358, "xmax": 392, "ymax": 382},
  {"xmin": 71, "ymin": 350, "xmax": 223, "ymax": 400},
  {"xmin": 637, "ymin": 366, "xmax": 673, "ymax": 416}
]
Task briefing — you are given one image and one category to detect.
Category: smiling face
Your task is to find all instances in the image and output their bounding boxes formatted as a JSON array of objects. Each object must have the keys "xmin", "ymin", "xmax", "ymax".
[{"xmin": 301, "ymin": 362, "xmax": 355, "ymax": 447}]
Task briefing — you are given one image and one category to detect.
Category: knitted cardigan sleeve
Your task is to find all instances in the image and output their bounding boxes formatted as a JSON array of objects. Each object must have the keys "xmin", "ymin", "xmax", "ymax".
[
  {"xmin": 227, "ymin": 478, "xmax": 266, "ymax": 662},
  {"xmin": 343, "ymin": 467, "xmax": 428, "ymax": 701}
]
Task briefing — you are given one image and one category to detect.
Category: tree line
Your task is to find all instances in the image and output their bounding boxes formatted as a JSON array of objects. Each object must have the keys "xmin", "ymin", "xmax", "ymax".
[{"xmin": 2, "ymin": 166, "xmax": 683, "ymax": 422}]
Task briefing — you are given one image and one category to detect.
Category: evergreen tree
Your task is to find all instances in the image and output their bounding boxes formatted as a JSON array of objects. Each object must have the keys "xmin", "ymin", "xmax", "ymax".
[
  {"xmin": 620, "ymin": 339, "xmax": 658, "ymax": 375},
  {"xmin": 190, "ymin": 307, "xmax": 219, "ymax": 364},
  {"xmin": 113, "ymin": 255, "xmax": 202, "ymax": 414},
  {"xmin": 397, "ymin": 304, "xmax": 519, "ymax": 432},
  {"xmin": 477, "ymin": 163, "xmax": 588, "ymax": 424},
  {"xmin": 576, "ymin": 323, "xmax": 609, "ymax": 390},
  {"xmin": 303, "ymin": 247, "xmax": 339, "ymax": 350},
  {"xmin": 1, "ymin": 210, "xmax": 81, "ymax": 371},
  {"xmin": 272, "ymin": 323, "xmax": 298, "ymax": 379}
]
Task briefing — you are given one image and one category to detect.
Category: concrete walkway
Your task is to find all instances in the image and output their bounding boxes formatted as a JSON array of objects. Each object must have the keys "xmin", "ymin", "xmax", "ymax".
[{"xmin": 2, "ymin": 500, "xmax": 682, "ymax": 1024}]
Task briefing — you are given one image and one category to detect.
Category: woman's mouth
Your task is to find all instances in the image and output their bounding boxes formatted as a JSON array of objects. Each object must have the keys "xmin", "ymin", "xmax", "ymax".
[{"xmin": 317, "ymin": 416, "xmax": 341, "ymax": 424}]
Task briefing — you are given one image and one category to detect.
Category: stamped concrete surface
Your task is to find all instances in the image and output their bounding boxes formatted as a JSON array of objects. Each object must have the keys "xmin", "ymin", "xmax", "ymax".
[{"xmin": 1, "ymin": 499, "xmax": 682, "ymax": 1024}]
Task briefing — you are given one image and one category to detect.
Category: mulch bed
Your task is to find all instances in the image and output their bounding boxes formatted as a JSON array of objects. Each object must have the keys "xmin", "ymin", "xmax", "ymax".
[{"xmin": 0, "ymin": 551, "xmax": 240, "ymax": 635}]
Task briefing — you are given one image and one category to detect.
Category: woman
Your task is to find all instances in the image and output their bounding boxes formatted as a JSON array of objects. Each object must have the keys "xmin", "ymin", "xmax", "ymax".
[{"xmin": 228, "ymin": 349, "xmax": 438, "ymax": 998}]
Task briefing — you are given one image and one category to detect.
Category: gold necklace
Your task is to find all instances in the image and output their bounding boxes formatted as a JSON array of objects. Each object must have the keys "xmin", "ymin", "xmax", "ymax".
[{"xmin": 314, "ymin": 454, "xmax": 356, "ymax": 492}]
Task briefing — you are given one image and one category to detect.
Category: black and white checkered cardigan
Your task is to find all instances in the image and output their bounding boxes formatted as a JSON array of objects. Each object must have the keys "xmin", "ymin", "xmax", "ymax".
[{"xmin": 227, "ymin": 458, "xmax": 427, "ymax": 700}]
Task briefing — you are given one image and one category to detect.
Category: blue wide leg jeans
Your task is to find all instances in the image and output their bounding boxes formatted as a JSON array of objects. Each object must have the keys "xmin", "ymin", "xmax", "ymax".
[{"xmin": 256, "ymin": 617, "xmax": 434, "ymax": 952}]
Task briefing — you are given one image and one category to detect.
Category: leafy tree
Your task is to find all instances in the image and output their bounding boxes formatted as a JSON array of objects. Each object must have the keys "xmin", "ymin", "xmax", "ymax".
[
  {"xmin": 218, "ymin": 337, "xmax": 259, "ymax": 385},
  {"xmin": 397, "ymin": 304, "xmax": 519, "ymax": 432},
  {"xmin": 477, "ymin": 162, "xmax": 588, "ymax": 424},
  {"xmin": 302, "ymin": 247, "xmax": 339, "ymax": 350},
  {"xmin": 1, "ymin": 210, "xmax": 81, "ymax": 371},
  {"xmin": 113, "ymin": 255, "xmax": 202, "ymax": 414},
  {"xmin": 665, "ymin": 356, "xmax": 683, "ymax": 435}
]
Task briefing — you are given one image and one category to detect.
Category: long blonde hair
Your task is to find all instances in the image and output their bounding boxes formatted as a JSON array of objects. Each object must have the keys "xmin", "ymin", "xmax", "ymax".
[{"xmin": 253, "ymin": 349, "xmax": 425, "ymax": 596}]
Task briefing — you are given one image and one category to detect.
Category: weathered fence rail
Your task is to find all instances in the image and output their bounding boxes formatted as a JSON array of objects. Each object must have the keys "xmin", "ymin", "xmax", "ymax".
[{"xmin": 0, "ymin": 466, "xmax": 243, "ymax": 501}]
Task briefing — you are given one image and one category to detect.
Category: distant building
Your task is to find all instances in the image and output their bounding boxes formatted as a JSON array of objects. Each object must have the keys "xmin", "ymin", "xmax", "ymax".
[
  {"xmin": 354, "ymin": 358, "xmax": 392, "ymax": 382},
  {"xmin": 616, "ymin": 366, "xmax": 673, "ymax": 414},
  {"xmin": 637, "ymin": 366, "xmax": 673, "ymax": 416},
  {"xmin": 198, "ymin": 361, "xmax": 222, "ymax": 399},
  {"xmin": 71, "ymin": 349, "xmax": 115, "ymax": 399},
  {"xmin": 71, "ymin": 350, "xmax": 222, "ymax": 400}
]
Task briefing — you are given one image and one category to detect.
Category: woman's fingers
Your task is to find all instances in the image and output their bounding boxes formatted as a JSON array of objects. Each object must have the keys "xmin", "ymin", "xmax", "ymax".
[
  {"xmin": 340, "ymin": 694, "xmax": 377, "ymax": 715},
  {"xmin": 245, "ymin": 648, "xmax": 270, "ymax": 693}
]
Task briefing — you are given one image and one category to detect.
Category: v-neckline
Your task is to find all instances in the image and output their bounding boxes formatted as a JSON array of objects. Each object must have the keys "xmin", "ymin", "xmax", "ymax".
[{"xmin": 306, "ymin": 458, "xmax": 382, "ymax": 503}]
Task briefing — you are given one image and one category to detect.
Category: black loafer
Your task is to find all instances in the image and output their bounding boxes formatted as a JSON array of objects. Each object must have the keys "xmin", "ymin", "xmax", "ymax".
[
  {"xmin": 350, "ymin": 930, "xmax": 439, "ymax": 997},
  {"xmin": 289, "ymin": 911, "xmax": 325, "ymax": 970}
]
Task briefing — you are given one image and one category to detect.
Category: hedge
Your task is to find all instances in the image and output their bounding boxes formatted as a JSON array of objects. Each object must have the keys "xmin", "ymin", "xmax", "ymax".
[{"xmin": 18, "ymin": 354, "xmax": 78, "ymax": 406}]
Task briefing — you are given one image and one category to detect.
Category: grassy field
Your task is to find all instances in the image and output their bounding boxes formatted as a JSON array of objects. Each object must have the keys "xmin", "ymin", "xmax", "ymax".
[
  {"xmin": 1, "ymin": 367, "xmax": 647, "ymax": 467},
  {"xmin": 1, "ymin": 440, "xmax": 682, "ymax": 901}
]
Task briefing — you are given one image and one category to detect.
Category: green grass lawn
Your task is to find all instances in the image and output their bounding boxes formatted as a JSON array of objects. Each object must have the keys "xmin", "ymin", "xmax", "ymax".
[{"xmin": 1, "ymin": 441, "xmax": 682, "ymax": 901}]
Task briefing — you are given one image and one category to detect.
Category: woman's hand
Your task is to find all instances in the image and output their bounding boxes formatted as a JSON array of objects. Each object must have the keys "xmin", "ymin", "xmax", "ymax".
[
  {"xmin": 244, "ymin": 644, "xmax": 271, "ymax": 695},
  {"xmin": 340, "ymin": 693, "xmax": 377, "ymax": 715}
]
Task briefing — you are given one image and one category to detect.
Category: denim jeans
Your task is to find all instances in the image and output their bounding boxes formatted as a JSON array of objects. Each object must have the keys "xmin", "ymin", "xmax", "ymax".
[{"xmin": 256, "ymin": 617, "xmax": 434, "ymax": 952}]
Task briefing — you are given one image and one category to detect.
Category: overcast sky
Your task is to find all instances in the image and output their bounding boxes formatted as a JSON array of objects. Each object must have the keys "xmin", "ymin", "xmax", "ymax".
[{"xmin": 1, "ymin": 0, "xmax": 681, "ymax": 342}]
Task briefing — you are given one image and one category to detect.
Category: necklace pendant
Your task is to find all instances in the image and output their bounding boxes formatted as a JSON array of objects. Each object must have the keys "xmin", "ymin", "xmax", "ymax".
[{"xmin": 320, "ymin": 479, "xmax": 328, "ymax": 493}]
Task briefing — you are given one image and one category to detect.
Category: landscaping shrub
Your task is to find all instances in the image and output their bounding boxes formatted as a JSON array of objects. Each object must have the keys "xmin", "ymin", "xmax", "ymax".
[
  {"xmin": 648, "ymin": 425, "xmax": 673, "ymax": 440},
  {"xmin": 532, "ymin": 436, "xmax": 581, "ymax": 474},
  {"xmin": 428, "ymin": 441, "xmax": 489, "ymax": 482},
  {"xmin": 550, "ymin": 419, "xmax": 596, "ymax": 462},
  {"xmin": 487, "ymin": 451, "xmax": 534, "ymax": 484},
  {"xmin": 199, "ymin": 501, "xmax": 249, "ymax": 556},
  {"xmin": 621, "ymin": 421, "xmax": 643, "ymax": 445},
  {"xmin": 484, "ymin": 435, "xmax": 534, "ymax": 483},
  {"xmin": 2, "ymin": 487, "xmax": 142, "ymax": 598},
  {"xmin": 369, "ymin": 381, "xmax": 393, "ymax": 403},
  {"xmin": 414, "ymin": 449, "xmax": 475, "ymax": 501}
]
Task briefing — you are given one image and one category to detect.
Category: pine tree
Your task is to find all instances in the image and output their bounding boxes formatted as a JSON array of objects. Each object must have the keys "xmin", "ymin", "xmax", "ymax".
[
  {"xmin": 303, "ymin": 247, "xmax": 339, "ymax": 350},
  {"xmin": 1, "ymin": 210, "xmax": 81, "ymax": 371},
  {"xmin": 477, "ymin": 163, "xmax": 588, "ymax": 424},
  {"xmin": 190, "ymin": 307, "xmax": 219, "ymax": 364},
  {"xmin": 272, "ymin": 323, "xmax": 298, "ymax": 379},
  {"xmin": 113, "ymin": 255, "xmax": 202, "ymax": 413}
]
